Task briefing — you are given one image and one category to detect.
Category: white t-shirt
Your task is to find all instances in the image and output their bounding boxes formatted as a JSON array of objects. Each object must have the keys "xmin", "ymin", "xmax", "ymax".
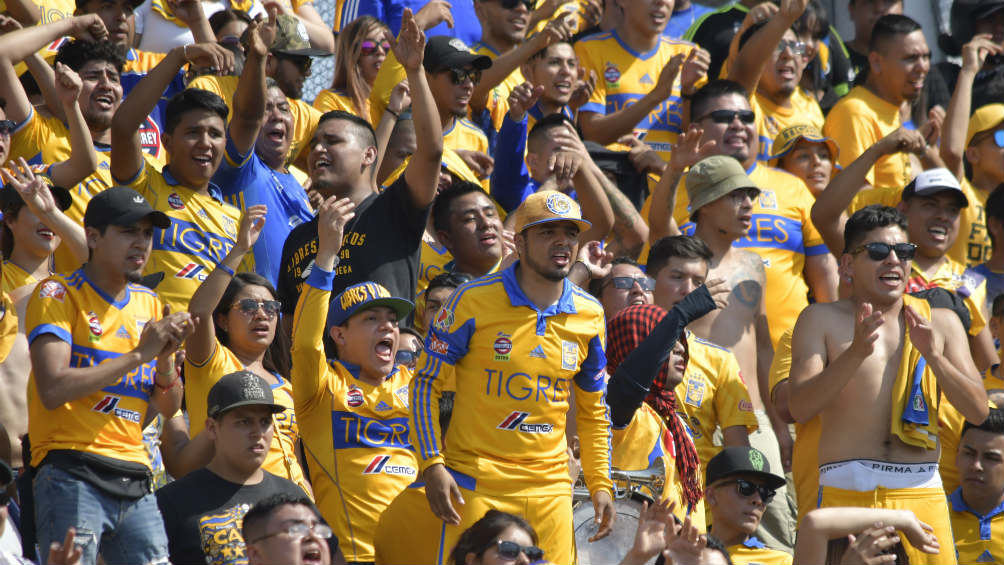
[{"xmin": 134, "ymin": 0, "xmax": 266, "ymax": 53}]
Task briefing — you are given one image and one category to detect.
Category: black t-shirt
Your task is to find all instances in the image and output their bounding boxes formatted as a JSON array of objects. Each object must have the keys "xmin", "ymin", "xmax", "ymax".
[
  {"xmin": 277, "ymin": 176, "xmax": 429, "ymax": 316},
  {"xmin": 687, "ymin": 5, "xmax": 747, "ymax": 83},
  {"xmin": 155, "ymin": 468, "xmax": 304, "ymax": 565}
]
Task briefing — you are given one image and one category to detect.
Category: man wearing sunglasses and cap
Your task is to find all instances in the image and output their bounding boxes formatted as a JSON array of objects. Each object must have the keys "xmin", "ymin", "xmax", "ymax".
[
  {"xmin": 156, "ymin": 370, "xmax": 306, "ymax": 565},
  {"xmin": 411, "ymin": 190, "xmax": 615, "ymax": 565},
  {"xmin": 789, "ymin": 204, "xmax": 989, "ymax": 565},
  {"xmin": 289, "ymin": 196, "xmax": 419, "ymax": 563},
  {"xmin": 705, "ymin": 446, "xmax": 791, "ymax": 565}
]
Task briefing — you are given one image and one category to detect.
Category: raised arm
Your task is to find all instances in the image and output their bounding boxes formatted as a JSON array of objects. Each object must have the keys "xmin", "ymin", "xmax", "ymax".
[
  {"xmin": 111, "ymin": 42, "xmax": 233, "ymax": 183},
  {"xmin": 1, "ymin": 160, "xmax": 88, "ymax": 265},
  {"xmin": 795, "ymin": 508, "xmax": 940, "ymax": 565},
  {"xmin": 185, "ymin": 205, "xmax": 267, "ymax": 365},
  {"xmin": 292, "ymin": 3, "xmax": 336, "ymax": 53},
  {"xmin": 373, "ymin": 80, "xmax": 412, "ymax": 185},
  {"xmin": 647, "ymin": 124, "xmax": 718, "ymax": 242},
  {"xmin": 229, "ymin": 18, "xmax": 273, "ymax": 156},
  {"xmin": 810, "ymin": 128, "xmax": 925, "ymax": 255},
  {"xmin": 939, "ymin": 35, "xmax": 1002, "ymax": 179},
  {"xmin": 727, "ymin": 0, "xmax": 807, "ymax": 95},
  {"xmin": 168, "ymin": 0, "xmax": 216, "ymax": 44},
  {"xmin": 395, "ymin": 9, "xmax": 444, "ymax": 209},
  {"xmin": 44, "ymin": 64, "xmax": 98, "ymax": 189},
  {"xmin": 490, "ymin": 82, "xmax": 539, "ymax": 212},
  {"xmin": 549, "ymin": 125, "xmax": 614, "ymax": 243}
]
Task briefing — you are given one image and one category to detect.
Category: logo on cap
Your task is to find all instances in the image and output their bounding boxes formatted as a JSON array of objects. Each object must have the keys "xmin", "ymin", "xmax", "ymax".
[
  {"xmin": 133, "ymin": 195, "xmax": 144, "ymax": 204},
  {"xmin": 448, "ymin": 38, "xmax": 468, "ymax": 52},
  {"xmin": 340, "ymin": 283, "xmax": 390, "ymax": 311},
  {"xmin": 545, "ymin": 193, "xmax": 572, "ymax": 216},
  {"xmin": 749, "ymin": 449, "xmax": 764, "ymax": 471},
  {"xmin": 241, "ymin": 373, "xmax": 266, "ymax": 401}
]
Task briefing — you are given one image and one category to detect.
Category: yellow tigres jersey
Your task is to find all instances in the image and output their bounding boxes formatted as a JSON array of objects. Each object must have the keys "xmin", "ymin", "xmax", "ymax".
[
  {"xmin": 9, "ymin": 108, "xmax": 163, "ymax": 272},
  {"xmin": 948, "ymin": 488, "xmax": 1004, "ymax": 565},
  {"xmin": 0, "ymin": 290, "xmax": 17, "ymax": 362},
  {"xmin": 575, "ymin": 31, "xmax": 702, "ymax": 160},
  {"xmin": 907, "ymin": 257, "xmax": 988, "ymax": 337},
  {"xmin": 674, "ymin": 331, "xmax": 757, "ymax": 468},
  {"xmin": 529, "ymin": 0, "xmax": 594, "ymax": 36},
  {"xmin": 184, "ymin": 341, "xmax": 309, "ymax": 494},
  {"xmin": 673, "ymin": 164, "xmax": 827, "ymax": 344},
  {"xmin": 444, "ymin": 117, "xmax": 490, "ymax": 157},
  {"xmin": 0, "ymin": 0, "xmax": 73, "ymax": 23},
  {"xmin": 753, "ymin": 89, "xmax": 825, "ymax": 162},
  {"xmin": 824, "ymin": 85, "xmax": 910, "ymax": 189},
  {"xmin": 726, "ymin": 538, "xmax": 794, "ymax": 565},
  {"xmin": 25, "ymin": 270, "xmax": 163, "ymax": 467},
  {"xmin": 411, "ymin": 263, "xmax": 614, "ymax": 497},
  {"xmin": 612, "ymin": 401, "xmax": 706, "ymax": 530},
  {"xmin": 312, "ymin": 88, "xmax": 369, "ymax": 122},
  {"xmin": 950, "ymin": 178, "xmax": 993, "ymax": 268},
  {"xmin": 1, "ymin": 261, "xmax": 39, "ymax": 296},
  {"xmin": 188, "ymin": 75, "xmax": 322, "ymax": 165},
  {"xmin": 291, "ymin": 268, "xmax": 417, "ymax": 563},
  {"xmin": 471, "ymin": 41, "xmax": 524, "ymax": 135},
  {"xmin": 938, "ymin": 394, "xmax": 966, "ymax": 495},
  {"xmin": 120, "ymin": 164, "xmax": 245, "ymax": 313}
]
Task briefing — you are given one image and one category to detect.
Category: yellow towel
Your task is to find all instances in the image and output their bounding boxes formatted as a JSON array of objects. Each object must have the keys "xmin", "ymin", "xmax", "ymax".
[{"xmin": 890, "ymin": 295, "xmax": 940, "ymax": 450}]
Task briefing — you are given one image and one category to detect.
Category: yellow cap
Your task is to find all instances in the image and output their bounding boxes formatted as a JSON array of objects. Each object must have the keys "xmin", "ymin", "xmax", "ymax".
[
  {"xmin": 512, "ymin": 190, "xmax": 592, "ymax": 233},
  {"xmin": 768, "ymin": 124, "xmax": 839, "ymax": 165},
  {"xmin": 966, "ymin": 103, "xmax": 1004, "ymax": 148}
]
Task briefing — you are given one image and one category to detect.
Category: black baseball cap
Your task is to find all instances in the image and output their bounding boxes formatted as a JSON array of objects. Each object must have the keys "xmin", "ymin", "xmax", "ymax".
[
  {"xmin": 973, "ymin": 0, "xmax": 1004, "ymax": 19},
  {"xmin": 83, "ymin": 187, "xmax": 170, "ymax": 229},
  {"xmin": 0, "ymin": 183, "xmax": 72, "ymax": 212},
  {"xmin": 705, "ymin": 446, "xmax": 786, "ymax": 490},
  {"xmin": 423, "ymin": 36, "xmax": 492, "ymax": 74},
  {"xmin": 207, "ymin": 370, "xmax": 286, "ymax": 418}
]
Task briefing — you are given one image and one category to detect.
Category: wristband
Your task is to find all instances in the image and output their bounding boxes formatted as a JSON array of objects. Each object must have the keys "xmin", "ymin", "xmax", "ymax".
[
  {"xmin": 217, "ymin": 263, "xmax": 236, "ymax": 277},
  {"xmin": 155, "ymin": 372, "xmax": 181, "ymax": 391},
  {"xmin": 386, "ymin": 108, "xmax": 400, "ymax": 119}
]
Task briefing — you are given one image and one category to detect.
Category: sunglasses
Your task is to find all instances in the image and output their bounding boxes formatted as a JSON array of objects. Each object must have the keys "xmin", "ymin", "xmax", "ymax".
[
  {"xmin": 360, "ymin": 40, "xmax": 391, "ymax": 56},
  {"xmin": 232, "ymin": 298, "xmax": 282, "ymax": 317},
  {"xmin": 604, "ymin": 276, "xmax": 656, "ymax": 291},
  {"xmin": 497, "ymin": 0, "xmax": 534, "ymax": 8},
  {"xmin": 0, "ymin": 120, "xmax": 15, "ymax": 135},
  {"xmin": 850, "ymin": 242, "xmax": 917, "ymax": 262},
  {"xmin": 250, "ymin": 521, "xmax": 333, "ymax": 543},
  {"xmin": 395, "ymin": 349, "xmax": 423, "ymax": 365},
  {"xmin": 278, "ymin": 54, "xmax": 312, "ymax": 73},
  {"xmin": 447, "ymin": 67, "xmax": 482, "ymax": 85},
  {"xmin": 727, "ymin": 478, "xmax": 776, "ymax": 503},
  {"xmin": 775, "ymin": 39, "xmax": 807, "ymax": 57},
  {"xmin": 495, "ymin": 540, "xmax": 544, "ymax": 562},
  {"xmin": 698, "ymin": 109, "xmax": 756, "ymax": 125}
]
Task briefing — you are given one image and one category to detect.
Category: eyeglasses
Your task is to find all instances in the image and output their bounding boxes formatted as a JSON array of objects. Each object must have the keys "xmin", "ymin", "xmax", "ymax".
[
  {"xmin": 775, "ymin": 39, "xmax": 807, "ymax": 57},
  {"xmin": 232, "ymin": 299, "xmax": 282, "ymax": 317},
  {"xmin": 0, "ymin": 120, "xmax": 15, "ymax": 135},
  {"xmin": 494, "ymin": 540, "xmax": 544, "ymax": 562},
  {"xmin": 697, "ymin": 109, "xmax": 756, "ymax": 125},
  {"xmin": 395, "ymin": 349, "xmax": 423, "ymax": 365},
  {"xmin": 604, "ymin": 276, "xmax": 656, "ymax": 291},
  {"xmin": 250, "ymin": 521, "xmax": 333, "ymax": 544},
  {"xmin": 725, "ymin": 478, "xmax": 776, "ymax": 503},
  {"xmin": 850, "ymin": 242, "xmax": 917, "ymax": 262},
  {"xmin": 497, "ymin": 0, "xmax": 534, "ymax": 9},
  {"xmin": 360, "ymin": 40, "xmax": 391, "ymax": 56},
  {"xmin": 447, "ymin": 67, "xmax": 482, "ymax": 85},
  {"xmin": 278, "ymin": 54, "xmax": 312, "ymax": 73}
]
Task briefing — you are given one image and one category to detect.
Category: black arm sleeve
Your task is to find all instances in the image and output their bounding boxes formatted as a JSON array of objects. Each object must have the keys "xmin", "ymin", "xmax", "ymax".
[{"xmin": 606, "ymin": 285, "xmax": 717, "ymax": 428}]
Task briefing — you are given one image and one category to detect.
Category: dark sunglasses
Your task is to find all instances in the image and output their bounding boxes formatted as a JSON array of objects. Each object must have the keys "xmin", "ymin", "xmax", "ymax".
[
  {"xmin": 360, "ymin": 40, "xmax": 391, "ymax": 56},
  {"xmin": 498, "ymin": 0, "xmax": 534, "ymax": 8},
  {"xmin": 775, "ymin": 39, "xmax": 807, "ymax": 57},
  {"xmin": 0, "ymin": 120, "xmax": 15, "ymax": 135},
  {"xmin": 278, "ymin": 54, "xmax": 312, "ymax": 73},
  {"xmin": 730, "ymin": 478, "xmax": 776, "ymax": 503},
  {"xmin": 850, "ymin": 242, "xmax": 917, "ymax": 262},
  {"xmin": 395, "ymin": 349, "xmax": 423, "ymax": 365},
  {"xmin": 605, "ymin": 276, "xmax": 656, "ymax": 291},
  {"xmin": 698, "ymin": 109, "xmax": 756, "ymax": 125},
  {"xmin": 495, "ymin": 540, "xmax": 544, "ymax": 561},
  {"xmin": 232, "ymin": 298, "xmax": 282, "ymax": 316},
  {"xmin": 447, "ymin": 67, "xmax": 482, "ymax": 85}
]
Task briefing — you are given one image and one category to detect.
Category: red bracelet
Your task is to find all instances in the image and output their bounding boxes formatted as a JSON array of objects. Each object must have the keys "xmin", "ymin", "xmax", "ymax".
[{"xmin": 155, "ymin": 371, "xmax": 181, "ymax": 391}]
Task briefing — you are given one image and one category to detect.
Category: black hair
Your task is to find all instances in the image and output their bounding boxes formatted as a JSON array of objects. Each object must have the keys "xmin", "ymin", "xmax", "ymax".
[
  {"xmin": 424, "ymin": 272, "xmax": 472, "ymax": 301},
  {"xmin": 647, "ymin": 236, "xmax": 713, "ymax": 279},
  {"xmin": 54, "ymin": 39, "xmax": 126, "ymax": 74},
  {"xmin": 993, "ymin": 292, "xmax": 1003, "ymax": 318},
  {"xmin": 316, "ymin": 110, "xmax": 378, "ymax": 150},
  {"xmin": 588, "ymin": 256, "xmax": 644, "ymax": 297},
  {"xmin": 656, "ymin": 533, "xmax": 733, "ymax": 565},
  {"xmin": 0, "ymin": 96, "xmax": 6, "ymax": 111},
  {"xmin": 527, "ymin": 112, "xmax": 578, "ymax": 153},
  {"xmin": 213, "ymin": 272, "xmax": 291, "ymax": 381},
  {"xmin": 986, "ymin": 184, "xmax": 1003, "ymax": 250},
  {"xmin": 449, "ymin": 510, "xmax": 539, "ymax": 565},
  {"xmin": 431, "ymin": 181, "xmax": 487, "ymax": 233},
  {"xmin": 826, "ymin": 535, "xmax": 909, "ymax": 565},
  {"xmin": 0, "ymin": 195, "xmax": 26, "ymax": 259},
  {"xmin": 796, "ymin": 0, "xmax": 830, "ymax": 40},
  {"xmin": 962, "ymin": 406, "xmax": 1004, "ymax": 438},
  {"xmin": 209, "ymin": 8, "xmax": 252, "ymax": 36},
  {"xmin": 869, "ymin": 14, "xmax": 922, "ymax": 53},
  {"xmin": 527, "ymin": 39, "xmax": 574, "ymax": 62},
  {"xmin": 843, "ymin": 205, "xmax": 909, "ymax": 254},
  {"xmin": 242, "ymin": 493, "xmax": 322, "ymax": 543},
  {"xmin": 164, "ymin": 88, "xmax": 229, "ymax": 135},
  {"xmin": 689, "ymin": 79, "xmax": 750, "ymax": 122}
]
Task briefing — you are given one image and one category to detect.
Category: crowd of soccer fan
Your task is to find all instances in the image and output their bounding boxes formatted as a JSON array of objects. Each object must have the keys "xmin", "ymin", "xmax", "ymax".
[{"xmin": 0, "ymin": 0, "xmax": 1001, "ymax": 563}]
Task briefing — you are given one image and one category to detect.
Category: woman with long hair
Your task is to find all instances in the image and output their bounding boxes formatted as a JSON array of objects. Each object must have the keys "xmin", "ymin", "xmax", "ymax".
[
  {"xmin": 450, "ymin": 510, "xmax": 543, "ymax": 565},
  {"xmin": 182, "ymin": 205, "xmax": 309, "ymax": 493},
  {"xmin": 314, "ymin": 15, "xmax": 391, "ymax": 120}
]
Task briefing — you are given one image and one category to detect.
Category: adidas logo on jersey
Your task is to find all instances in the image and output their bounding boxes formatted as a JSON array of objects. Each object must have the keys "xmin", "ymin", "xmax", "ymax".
[
  {"xmin": 115, "ymin": 325, "xmax": 131, "ymax": 339},
  {"xmin": 375, "ymin": 401, "xmax": 392, "ymax": 411},
  {"xmin": 529, "ymin": 345, "xmax": 546, "ymax": 358},
  {"xmin": 640, "ymin": 73, "xmax": 654, "ymax": 84},
  {"xmin": 497, "ymin": 411, "xmax": 552, "ymax": 434},
  {"xmin": 363, "ymin": 455, "xmax": 416, "ymax": 476}
]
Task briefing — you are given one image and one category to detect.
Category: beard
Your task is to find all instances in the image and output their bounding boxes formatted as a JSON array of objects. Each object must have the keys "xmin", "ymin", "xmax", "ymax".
[{"xmin": 522, "ymin": 250, "xmax": 571, "ymax": 282}]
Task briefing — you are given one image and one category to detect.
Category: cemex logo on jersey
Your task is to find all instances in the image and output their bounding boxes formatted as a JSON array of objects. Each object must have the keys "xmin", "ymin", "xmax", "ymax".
[
  {"xmin": 93, "ymin": 395, "xmax": 141, "ymax": 423},
  {"xmin": 497, "ymin": 411, "xmax": 553, "ymax": 434},
  {"xmin": 176, "ymin": 263, "xmax": 207, "ymax": 280},
  {"xmin": 363, "ymin": 455, "xmax": 416, "ymax": 477}
]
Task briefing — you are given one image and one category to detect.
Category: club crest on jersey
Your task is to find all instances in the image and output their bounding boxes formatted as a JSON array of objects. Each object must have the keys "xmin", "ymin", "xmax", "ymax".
[
  {"xmin": 363, "ymin": 455, "xmax": 416, "ymax": 476},
  {"xmin": 685, "ymin": 378, "xmax": 705, "ymax": 407},
  {"xmin": 346, "ymin": 386, "xmax": 364, "ymax": 408},
  {"xmin": 433, "ymin": 308, "xmax": 454, "ymax": 332},
  {"xmin": 604, "ymin": 62, "xmax": 620, "ymax": 86},
  {"xmin": 167, "ymin": 193, "xmax": 185, "ymax": 210},
  {"xmin": 222, "ymin": 216, "xmax": 238, "ymax": 239},
  {"xmin": 87, "ymin": 311, "xmax": 103, "ymax": 340},
  {"xmin": 758, "ymin": 190, "xmax": 777, "ymax": 210},
  {"xmin": 561, "ymin": 340, "xmax": 577, "ymax": 370},
  {"xmin": 493, "ymin": 332, "xmax": 513, "ymax": 361},
  {"xmin": 395, "ymin": 385, "xmax": 409, "ymax": 408},
  {"xmin": 38, "ymin": 280, "xmax": 66, "ymax": 302}
]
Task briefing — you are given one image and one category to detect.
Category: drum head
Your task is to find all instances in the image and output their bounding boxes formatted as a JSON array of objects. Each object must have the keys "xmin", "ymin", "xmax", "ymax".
[{"xmin": 572, "ymin": 497, "xmax": 648, "ymax": 564}]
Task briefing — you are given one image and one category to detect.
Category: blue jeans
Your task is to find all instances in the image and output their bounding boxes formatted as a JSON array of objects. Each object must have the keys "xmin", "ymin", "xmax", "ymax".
[{"xmin": 33, "ymin": 464, "xmax": 170, "ymax": 565}]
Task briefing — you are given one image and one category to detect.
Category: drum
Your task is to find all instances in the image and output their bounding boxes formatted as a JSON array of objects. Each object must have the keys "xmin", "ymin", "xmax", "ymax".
[{"xmin": 572, "ymin": 494, "xmax": 650, "ymax": 565}]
